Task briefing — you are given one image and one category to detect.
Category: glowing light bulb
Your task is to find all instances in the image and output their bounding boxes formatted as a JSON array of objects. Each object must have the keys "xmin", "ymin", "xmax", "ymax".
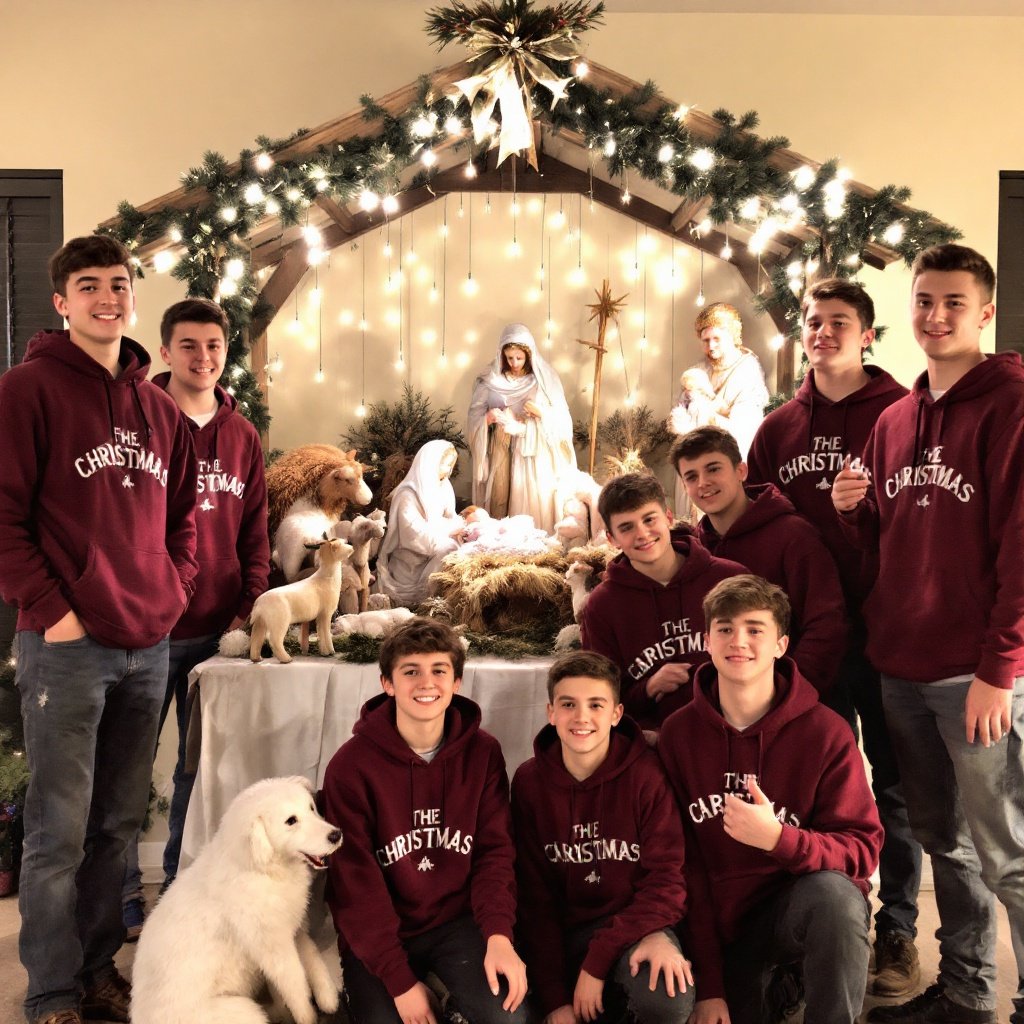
[
  {"xmin": 406, "ymin": 248, "xmax": 418, "ymax": 264},
  {"xmin": 243, "ymin": 183, "xmax": 264, "ymax": 205},
  {"xmin": 287, "ymin": 318, "xmax": 302, "ymax": 337},
  {"xmin": 549, "ymin": 210, "xmax": 566, "ymax": 230},
  {"xmin": 438, "ymin": 223, "xmax": 449, "ymax": 237},
  {"xmin": 356, "ymin": 404, "xmax": 367, "ymax": 417},
  {"xmin": 286, "ymin": 187, "xmax": 302, "ymax": 202},
  {"xmin": 169, "ymin": 227, "xmax": 183, "ymax": 243},
  {"xmin": 254, "ymin": 152, "xmax": 274, "ymax": 173},
  {"xmin": 308, "ymin": 288, "xmax": 322, "ymax": 308},
  {"xmin": 689, "ymin": 149, "xmax": 715, "ymax": 172},
  {"xmin": 264, "ymin": 196, "xmax": 280, "ymax": 215},
  {"xmin": 793, "ymin": 165, "xmax": 815, "ymax": 191},
  {"xmin": 507, "ymin": 240, "xmax": 522, "ymax": 258},
  {"xmin": 544, "ymin": 319, "xmax": 557, "ymax": 334},
  {"xmin": 306, "ymin": 247, "xmax": 325, "ymax": 266},
  {"xmin": 429, "ymin": 286, "xmax": 439, "ymax": 304},
  {"xmin": 220, "ymin": 206, "xmax": 237, "ymax": 223},
  {"xmin": 674, "ymin": 104, "xmax": 690, "ymax": 120},
  {"xmin": 359, "ymin": 190, "xmax": 379, "ymax": 211},
  {"xmin": 603, "ymin": 136, "xmax": 616, "ymax": 157},
  {"xmin": 574, "ymin": 60, "xmax": 589, "ymax": 77},
  {"xmin": 465, "ymin": 329, "xmax": 479, "ymax": 343},
  {"xmin": 620, "ymin": 188, "xmax": 631, "ymax": 205},
  {"xmin": 465, "ymin": 163, "xmax": 478, "ymax": 179},
  {"xmin": 224, "ymin": 258, "xmax": 245, "ymax": 280},
  {"xmin": 657, "ymin": 144, "xmax": 675, "ymax": 164},
  {"xmin": 422, "ymin": 328, "xmax": 437, "ymax": 345},
  {"xmin": 395, "ymin": 355, "xmax": 405, "ymax": 370},
  {"xmin": 463, "ymin": 275, "xmax": 479, "ymax": 296},
  {"xmin": 382, "ymin": 242, "xmax": 393, "ymax": 258},
  {"xmin": 769, "ymin": 334, "xmax": 785, "ymax": 351},
  {"xmin": 314, "ymin": 370, "xmax": 325, "ymax": 384},
  {"xmin": 638, "ymin": 336, "xmax": 648, "ymax": 350},
  {"xmin": 569, "ymin": 266, "xmax": 586, "ymax": 287},
  {"xmin": 720, "ymin": 243, "xmax": 733, "ymax": 261},
  {"xmin": 153, "ymin": 251, "xmax": 177, "ymax": 273},
  {"xmin": 883, "ymin": 222, "xmax": 905, "ymax": 245},
  {"xmin": 696, "ymin": 290, "xmax": 706, "ymax": 307},
  {"xmin": 444, "ymin": 115, "xmax": 463, "ymax": 136},
  {"xmin": 219, "ymin": 278, "xmax": 238, "ymax": 298},
  {"xmin": 421, "ymin": 149, "xmax": 437, "ymax": 168},
  {"xmin": 381, "ymin": 195, "xmax": 399, "ymax": 215},
  {"xmin": 302, "ymin": 225, "xmax": 322, "ymax": 247},
  {"xmin": 339, "ymin": 310, "xmax": 354, "ymax": 326},
  {"xmin": 411, "ymin": 115, "xmax": 434, "ymax": 138},
  {"xmin": 510, "ymin": 200, "xmax": 521, "ymax": 217}
]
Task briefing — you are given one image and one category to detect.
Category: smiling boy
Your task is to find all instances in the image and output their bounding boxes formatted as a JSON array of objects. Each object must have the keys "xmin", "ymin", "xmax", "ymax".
[
  {"xmin": 672, "ymin": 425, "xmax": 846, "ymax": 694},
  {"xmin": 0, "ymin": 235, "xmax": 198, "ymax": 1024},
  {"xmin": 322, "ymin": 617, "xmax": 528, "ymax": 1024},
  {"xmin": 747, "ymin": 278, "xmax": 922, "ymax": 997},
  {"xmin": 512, "ymin": 651, "xmax": 694, "ymax": 1024},
  {"xmin": 121, "ymin": 299, "xmax": 270, "ymax": 927},
  {"xmin": 580, "ymin": 473, "xmax": 746, "ymax": 729},
  {"xmin": 833, "ymin": 245, "xmax": 1024, "ymax": 1024},
  {"xmin": 659, "ymin": 575, "xmax": 882, "ymax": 1024}
]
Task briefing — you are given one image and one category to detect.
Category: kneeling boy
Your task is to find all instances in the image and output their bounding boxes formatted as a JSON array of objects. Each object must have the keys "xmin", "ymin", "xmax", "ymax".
[
  {"xmin": 322, "ymin": 617, "xmax": 528, "ymax": 1024},
  {"xmin": 660, "ymin": 576, "xmax": 881, "ymax": 1024},
  {"xmin": 512, "ymin": 651, "xmax": 694, "ymax": 1024}
]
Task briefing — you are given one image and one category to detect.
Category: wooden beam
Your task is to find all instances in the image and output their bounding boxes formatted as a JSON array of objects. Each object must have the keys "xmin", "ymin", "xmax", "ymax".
[
  {"xmin": 315, "ymin": 195, "xmax": 357, "ymax": 234},
  {"xmin": 250, "ymin": 244, "xmax": 313, "ymax": 337},
  {"xmin": 670, "ymin": 196, "xmax": 712, "ymax": 235}
]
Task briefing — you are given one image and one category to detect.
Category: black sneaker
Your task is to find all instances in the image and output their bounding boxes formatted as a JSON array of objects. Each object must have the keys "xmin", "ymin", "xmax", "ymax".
[
  {"xmin": 872, "ymin": 930, "xmax": 921, "ymax": 997},
  {"xmin": 867, "ymin": 983, "xmax": 997, "ymax": 1023}
]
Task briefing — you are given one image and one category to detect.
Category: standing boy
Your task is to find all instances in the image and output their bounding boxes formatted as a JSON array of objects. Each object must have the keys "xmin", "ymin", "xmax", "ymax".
[
  {"xmin": 660, "ymin": 575, "xmax": 882, "ymax": 1024},
  {"xmin": 833, "ymin": 244, "xmax": 1024, "ymax": 1024},
  {"xmin": 121, "ymin": 298, "xmax": 270, "ymax": 931},
  {"xmin": 512, "ymin": 650, "xmax": 694, "ymax": 1024},
  {"xmin": 322, "ymin": 617, "xmax": 529, "ymax": 1024},
  {"xmin": 672, "ymin": 424, "xmax": 847, "ymax": 694},
  {"xmin": 0, "ymin": 235, "xmax": 198, "ymax": 1024},
  {"xmin": 580, "ymin": 472, "xmax": 746, "ymax": 729},
  {"xmin": 747, "ymin": 278, "xmax": 922, "ymax": 996}
]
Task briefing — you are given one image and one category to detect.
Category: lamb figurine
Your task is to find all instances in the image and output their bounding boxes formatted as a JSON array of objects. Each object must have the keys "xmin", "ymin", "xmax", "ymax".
[
  {"xmin": 332, "ymin": 607, "xmax": 415, "ymax": 638},
  {"xmin": 250, "ymin": 537, "xmax": 352, "ymax": 663},
  {"xmin": 554, "ymin": 560, "xmax": 597, "ymax": 650},
  {"xmin": 332, "ymin": 512, "xmax": 387, "ymax": 613}
]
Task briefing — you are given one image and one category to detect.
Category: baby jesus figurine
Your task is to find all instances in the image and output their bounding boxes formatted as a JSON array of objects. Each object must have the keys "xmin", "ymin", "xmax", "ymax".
[
  {"xmin": 668, "ymin": 367, "xmax": 716, "ymax": 436},
  {"xmin": 454, "ymin": 506, "xmax": 558, "ymax": 558}
]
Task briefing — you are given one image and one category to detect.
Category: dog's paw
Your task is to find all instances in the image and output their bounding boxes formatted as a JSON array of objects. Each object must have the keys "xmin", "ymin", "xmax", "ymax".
[{"xmin": 314, "ymin": 984, "xmax": 340, "ymax": 1015}]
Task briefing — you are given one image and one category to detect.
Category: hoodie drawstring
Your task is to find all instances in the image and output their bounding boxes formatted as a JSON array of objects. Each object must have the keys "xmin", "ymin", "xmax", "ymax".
[{"xmin": 130, "ymin": 378, "xmax": 154, "ymax": 441}]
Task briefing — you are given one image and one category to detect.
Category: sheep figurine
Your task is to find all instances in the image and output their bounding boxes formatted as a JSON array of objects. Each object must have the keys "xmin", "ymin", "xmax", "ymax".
[
  {"xmin": 332, "ymin": 512, "xmax": 387, "ymax": 613},
  {"xmin": 554, "ymin": 470, "xmax": 606, "ymax": 550},
  {"xmin": 249, "ymin": 537, "xmax": 352, "ymax": 663},
  {"xmin": 332, "ymin": 606, "xmax": 415, "ymax": 638},
  {"xmin": 554, "ymin": 561, "xmax": 597, "ymax": 650}
]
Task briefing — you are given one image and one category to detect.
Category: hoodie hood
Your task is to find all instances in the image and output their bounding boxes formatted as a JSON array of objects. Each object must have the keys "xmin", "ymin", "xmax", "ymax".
[
  {"xmin": 353, "ymin": 691, "xmax": 482, "ymax": 765},
  {"xmin": 603, "ymin": 525, "xmax": 716, "ymax": 591},
  {"xmin": 151, "ymin": 371, "xmax": 236, "ymax": 460},
  {"xmin": 25, "ymin": 328, "xmax": 151, "ymax": 381},
  {"xmin": 698, "ymin": 483, "xmax": 794, "ymax": 547},
  {"xmin": 532, "ymin": 714, "xmax": 648, "ymax": 790}
]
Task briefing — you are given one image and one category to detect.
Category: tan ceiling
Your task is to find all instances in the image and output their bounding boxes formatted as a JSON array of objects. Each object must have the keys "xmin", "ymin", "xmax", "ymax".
[{"xmin": 602, "ymin": 0, "xmax": 1023, "ymax": 13}]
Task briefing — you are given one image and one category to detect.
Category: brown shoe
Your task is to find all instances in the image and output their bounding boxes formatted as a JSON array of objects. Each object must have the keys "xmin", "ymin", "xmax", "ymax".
[
  {"xmin": 872, "ymin": 930, "xmax": 921, "ymax": 998},
  {"xmin": 81, "ymin": 971, "xmax": 131, "ymax": 1022},
  {"xmin": 34, "ymin": 1011, "xmax": 83, "ymax": 1024}
]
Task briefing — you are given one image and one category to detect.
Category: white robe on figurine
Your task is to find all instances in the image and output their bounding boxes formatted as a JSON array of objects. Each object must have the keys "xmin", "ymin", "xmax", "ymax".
[
  {"xmin": 467, "ymin": 324, "xmax": 576, "ymax": 534},
  {"xmin": 374, "ymin": 440, "xmax": 460, "ymax": 608}
]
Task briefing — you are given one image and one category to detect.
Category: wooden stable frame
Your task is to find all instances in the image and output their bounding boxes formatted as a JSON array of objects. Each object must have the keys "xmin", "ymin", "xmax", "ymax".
[{"xmin": 107, "ymin": 59, "xmax": 935, "ymax": 399}]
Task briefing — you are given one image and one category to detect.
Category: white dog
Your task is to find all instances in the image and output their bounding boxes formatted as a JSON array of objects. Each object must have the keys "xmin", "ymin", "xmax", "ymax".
[{"xmin": 131, "ymin": 776, "xmax": 342, "ymax": 1024}]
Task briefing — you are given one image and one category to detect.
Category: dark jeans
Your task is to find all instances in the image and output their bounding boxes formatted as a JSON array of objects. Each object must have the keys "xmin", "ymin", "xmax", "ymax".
[
  {"xmin": 723, "ymin": 871, "xmax": 871, "ymax": 1024},
  {"xmin": 883, "ymin": 674, "xmax": 1024, "ymax": 1022},
  {"xmin": 342, "ymin": 914, "xmax": 530, "ymax": 1024},
  {"xmin": 561, "ymin": 920, "xmax": 694, "ymax": 1024},
  {"xmin": 825, "ymin": 635, "xmax": 922, "ymax": 939},
  {"xmin": 123, "ymin": 634, "xmax": 219, "ymax": 899},
  {"xmin": 16, "ymin": 630, "xmax": 168, "ymax": 1021}
]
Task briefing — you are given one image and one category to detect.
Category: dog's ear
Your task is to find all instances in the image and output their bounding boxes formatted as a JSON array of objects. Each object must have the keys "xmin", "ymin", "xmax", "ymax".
[
  {"xmin": 286, "ymin": 775, "xmax": 315, "ymax": 795},
  {"xmin": 249, "ymin": 814, "xmax": 275, "ymax": 868}
]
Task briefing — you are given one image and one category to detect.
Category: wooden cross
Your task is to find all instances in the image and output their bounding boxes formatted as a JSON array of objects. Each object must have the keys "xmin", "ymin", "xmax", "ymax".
[{"xmin": 577, "ymin": 279, "xmax": 628, "ymax": 476}]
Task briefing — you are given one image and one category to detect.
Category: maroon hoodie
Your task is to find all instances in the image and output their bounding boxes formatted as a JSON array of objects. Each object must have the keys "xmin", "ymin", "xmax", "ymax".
[
  {"xmin": 696, "ymin": 483, "xmax": 847, "ymax": 693},
  {"xmin": 580, "ymin": 528, "xmax": 747, "ymax": 728},
  {"xmin": 839, "ymin": 353, "xmax": 1024, "ymax": 688},
  {"xmin": 747, "ymin": 366, "xmax": 907, "ymax": 607},
  {"xmin": 152, "ymin": 373, "xmax": 269, "ymax": 638},
  {"xmin": 322, "ymin": 693, "xmax": 518, "ymax": 999},
  {"xmin": 659, "ymin": 659, "xmax": 882, "ymax": 1000},
  {"xmin": 511, "ymin": 717, "xmax": 687, "ymax": 1016},
  {"xmin": 0, "ymin": 330, "xmax": 198, "ymax": 649}
]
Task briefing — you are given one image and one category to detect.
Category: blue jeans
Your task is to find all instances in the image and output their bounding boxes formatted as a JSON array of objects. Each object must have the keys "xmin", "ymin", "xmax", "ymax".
[
  {"xmin": 723, "ymin": 871, "xmax": 871, "ymax": 1024},
  {"xmin": 15, "ymin": 630, "xmax": 168, "ymax": 1022},
  {"xmin": 123, "ymin": 634, "xmax": 219, "ymax": 899},
  {"xmin": 826, "ymin": 637, "xmax": 923, "ymax": 939},
  {"xmin": 882, "ymin": 674, "xmax": 1024, "ymax": 1022}
]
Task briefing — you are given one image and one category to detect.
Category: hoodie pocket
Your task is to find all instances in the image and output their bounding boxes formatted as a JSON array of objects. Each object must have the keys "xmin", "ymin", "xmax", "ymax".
[
  {"xmin": 179, "ymin": 555, "xmax": 242, "ymax": 631},
  {"xmin": 71, "ymin": 544, "xmax": 186, "ymax": 648}
]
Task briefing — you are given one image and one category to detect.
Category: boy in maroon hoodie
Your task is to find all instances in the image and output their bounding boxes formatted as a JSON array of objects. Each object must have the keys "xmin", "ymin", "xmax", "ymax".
[
  {"xmin": 512, "ymin": 650, "xmax": 694, "ymax": 1024},
  {"xmin": 121, "ymin": 298, "xmax": 270, "ymax": 929},
  {"xmin": 580, "ymin": 472, "xmax": 746, "ymax": 729},
  {"xmin": 833, "ymin": 245, "xmax": 1024, "ymax": 1024},
  {"xmin": 660, "ymin": 575, "xmax": 882, "ymax": 1024},
  {"xmin": 322, "ymin": 617, "xmax": 528, "ymax": 1024},
  {"xmin": 0, "ymin": 236, "xmax": 198, "ymax": 1024},
  {"xmin": 747, "ymin": 278, "xmax": 922, "ymax": 997},
  {"xmin": 672, "ymin": 424, "xmax": 846, "ymax": 694}
]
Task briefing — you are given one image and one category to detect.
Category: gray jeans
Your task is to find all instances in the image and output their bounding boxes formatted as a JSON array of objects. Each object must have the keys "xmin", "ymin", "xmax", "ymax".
[
  {"xmin": 15, "ymin": 630, "xmax": 168, "ymax": 1021},
  {"xmin": 882, "ymin": 674, "xmax": 1024, "ymax": 1022}
]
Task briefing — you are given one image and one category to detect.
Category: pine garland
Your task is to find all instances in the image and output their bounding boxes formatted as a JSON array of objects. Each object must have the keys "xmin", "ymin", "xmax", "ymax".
[{"xmin": 101, "ymin": 0, "xmax": 960, "ymax": 430}]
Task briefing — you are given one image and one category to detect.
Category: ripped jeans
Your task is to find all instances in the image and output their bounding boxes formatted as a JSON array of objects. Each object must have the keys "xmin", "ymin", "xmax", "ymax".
[{"xmin": 15, "ymin": 630, "xmax": 167, "ymax": 1022}]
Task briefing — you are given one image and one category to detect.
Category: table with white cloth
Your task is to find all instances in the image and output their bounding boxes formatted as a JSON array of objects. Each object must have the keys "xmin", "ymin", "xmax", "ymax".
[{"xmin": 180, "ymin": 654, "xmax": 553, "ymax": 864}]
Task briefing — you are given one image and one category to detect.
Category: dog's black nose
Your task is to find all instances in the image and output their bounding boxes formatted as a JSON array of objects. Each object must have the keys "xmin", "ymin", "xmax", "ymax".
[{"xmin": 328, "ymin": 829, "xmax": 342, "ymax": 844}]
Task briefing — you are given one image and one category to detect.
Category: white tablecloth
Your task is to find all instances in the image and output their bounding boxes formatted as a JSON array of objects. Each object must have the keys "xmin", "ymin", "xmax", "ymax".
[{"xmin": 181, "ymin": 655, "xmax": 553, "ymax": 864}]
